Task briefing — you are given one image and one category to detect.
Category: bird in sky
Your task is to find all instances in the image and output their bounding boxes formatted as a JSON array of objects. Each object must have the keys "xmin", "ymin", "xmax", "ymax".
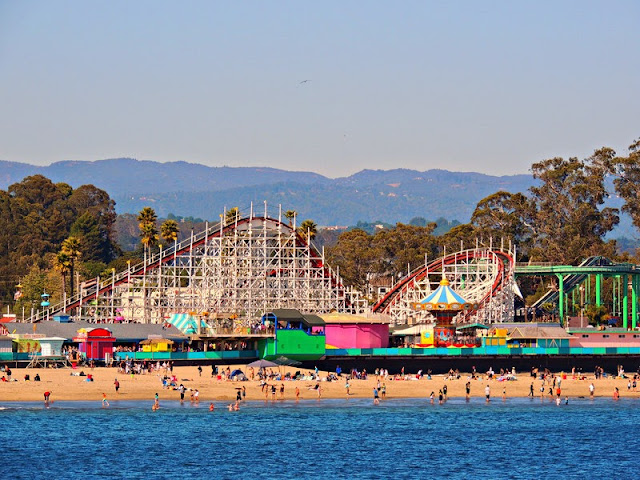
[{"xmin": 299, "ymin": 79, "xmax": 311, "ymax": 84}]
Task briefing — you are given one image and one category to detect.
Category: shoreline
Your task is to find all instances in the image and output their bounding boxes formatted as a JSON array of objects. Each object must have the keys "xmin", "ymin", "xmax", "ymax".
[{"xmin": 1, "ymin": 365, "xmax": 637, "ymax": 402}]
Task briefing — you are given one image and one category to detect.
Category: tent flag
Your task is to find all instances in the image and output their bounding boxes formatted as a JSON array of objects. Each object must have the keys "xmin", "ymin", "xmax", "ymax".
[{"xmin": 167, "ymin": 313, "xmax": 207, "ymax": 334}]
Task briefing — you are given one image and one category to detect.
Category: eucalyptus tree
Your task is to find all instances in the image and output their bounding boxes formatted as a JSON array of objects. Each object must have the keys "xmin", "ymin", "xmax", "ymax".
[
  {"xmin": 613, "ymin": 138, "xmax": 640, "ymax": 231},
  {"xmin": 528, "ymin": 153, "xmax": 618, "ymax": 264}
]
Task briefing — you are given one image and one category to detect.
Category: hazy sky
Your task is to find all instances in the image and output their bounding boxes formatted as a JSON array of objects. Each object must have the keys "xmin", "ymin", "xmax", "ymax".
[{"xmin": 0, "ymin": 1, "xmax": 638, "ymax": 178}]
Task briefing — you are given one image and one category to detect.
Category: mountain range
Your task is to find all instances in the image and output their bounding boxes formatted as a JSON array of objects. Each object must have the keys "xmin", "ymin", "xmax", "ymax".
[{"xmin": 0, "ymin": 158, "xmax": 634, "ymax": 236}]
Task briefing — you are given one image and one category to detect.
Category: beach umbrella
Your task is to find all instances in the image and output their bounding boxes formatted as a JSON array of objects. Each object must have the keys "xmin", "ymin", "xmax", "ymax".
[{"xmin": 247, "ymin": 359, "xmax": 279, "ymax": 368}]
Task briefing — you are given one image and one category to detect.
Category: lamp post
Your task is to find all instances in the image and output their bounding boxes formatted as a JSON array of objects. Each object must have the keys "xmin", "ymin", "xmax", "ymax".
[{"xmin": 580, "ymin": 284, "xmax": 585, "ymax": 328}]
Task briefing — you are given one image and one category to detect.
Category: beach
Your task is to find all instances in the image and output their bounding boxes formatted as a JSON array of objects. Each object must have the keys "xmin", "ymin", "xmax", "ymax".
[{"xmin": 1, "ymin": 365, "xmax": 637, "ymax": 403}]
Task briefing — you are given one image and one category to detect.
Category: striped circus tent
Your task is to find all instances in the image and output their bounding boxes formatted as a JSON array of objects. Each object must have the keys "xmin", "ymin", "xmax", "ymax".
[
  {"xmin": 413, "ymin": 277, "xmax": 475, "ymax": 311},
  {"xmin": 167, "ymin": 313, "xmax": 208, "ymax": 334}
]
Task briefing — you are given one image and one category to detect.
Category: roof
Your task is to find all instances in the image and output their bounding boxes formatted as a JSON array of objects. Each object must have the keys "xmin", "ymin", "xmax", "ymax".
[
  {"xmin": 140, "ymin": 338, "xmax": 174, "ymax": 345},
  {"xmin": 392, "ymin": 325, "xmax": 426, "ymax": 336},
  {"xmin": 5, "ymin": 321, "xmax": 188, "ymax": 343},
  {"xmin": 416, "ymin": 278, "xmax": 474, "ymax": 310},
  {"xmin": 319, "ymin": 313, "xmax": 390, "ymax": 325},
  {"xmin": 265, "ymin": 309, "xmax": 306, "ymax": 320},
  {"xmin": 263, "ymin": 309, "xmax": 326, "ymax": 327},
  {"xmin": 456, "ymin": 323, "xmax": 489, "ymax": 330},
  {"xmin": 0, "ymin": 335, "xmax": 13, "ymax": 342},
  {"xmin": 505, "ymin": 326, "xmax": 572, "ymax": 339},
  {"xmin": 301, "ymin": 314, "xmax": 325, "ymax": 327}
]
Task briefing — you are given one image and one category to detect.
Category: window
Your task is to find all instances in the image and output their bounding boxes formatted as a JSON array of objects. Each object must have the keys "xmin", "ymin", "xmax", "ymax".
[
  {"xmin": 603, "ymin": 335, "xmax": 610, "ymax": 338},
  {"xmin": 581, "ymin": 334, "xmax": 589, "ymax": 338},
  {"xmin": 619, "ymin": 335, "xmax": 626, "ymax": 338}
]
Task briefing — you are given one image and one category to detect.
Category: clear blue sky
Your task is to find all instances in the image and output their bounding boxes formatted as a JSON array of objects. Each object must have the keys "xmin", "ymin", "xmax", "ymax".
[{"xmin": 0, "ymin": 1, "xmax": 638, "ymax": 177}]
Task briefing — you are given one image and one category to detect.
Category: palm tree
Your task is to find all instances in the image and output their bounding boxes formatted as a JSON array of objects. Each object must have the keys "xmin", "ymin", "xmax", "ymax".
[
  {"xmin": 298, "ymin": 219, "xmax": 318, "ymax": 242},
  {"xmin": 161, "ymin": 219, "xmax": 180, "ymax": 244},
  {"xmin": 140, "ymin": 222, "xmax": 158, "ymax": 256},
  {"xmin": 61, "ymin": 236, "xmax": 81, "ymax": 297},
  {"xmin": 225, "ymin": 207, "xmax": 240, "ymax": 226},
  {"xmin": 284, "ymin": 210, "xmax": 296, "ymax": 226},
  {"xmin": 54, "ymin": 251, "xmax": 71, "ymax": 297},
  {"xmin": 137, "ymin": 207, "xmax": 158, "ymax": 256}
]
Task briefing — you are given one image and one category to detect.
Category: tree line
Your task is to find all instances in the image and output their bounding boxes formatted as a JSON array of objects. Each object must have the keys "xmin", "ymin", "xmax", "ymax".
[{"xmin": 1, "ymin": 137, "xmax": 638, "ymax": 314}]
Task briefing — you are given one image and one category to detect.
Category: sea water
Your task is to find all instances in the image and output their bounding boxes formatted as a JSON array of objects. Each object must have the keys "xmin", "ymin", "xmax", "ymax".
[{"xmin": 1, "ymin": 397, "xmax": 637, "ymax": 479}]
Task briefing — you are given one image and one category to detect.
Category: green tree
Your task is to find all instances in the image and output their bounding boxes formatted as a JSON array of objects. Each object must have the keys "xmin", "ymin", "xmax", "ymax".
[
  {"xmin": 528, "ymin": 154, "xmax": 618, "ymax": 264},
  {"xmin": 372, "ymin": 223, "xmax": 438, "ymax": 278},
  {"xmin": 613, "ymin": 138, "xmax": 640, "ymax": 231},
  {"xmin": 471, "ymin": 191, "xmax": 536, "ymax": 258},
  {"xmin": 327, "ymin": 229, "xmax": 378, "ymax": 290}
]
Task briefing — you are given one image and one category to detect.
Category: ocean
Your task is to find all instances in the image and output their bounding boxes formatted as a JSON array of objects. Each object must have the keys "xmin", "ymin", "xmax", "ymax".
[{"xmin": 1, "ymin": 397, "xmax": 636, "ymax": 479}]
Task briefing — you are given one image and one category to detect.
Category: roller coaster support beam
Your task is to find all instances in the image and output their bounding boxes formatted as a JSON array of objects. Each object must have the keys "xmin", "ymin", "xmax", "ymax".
[
  {"xmin": 557, "ymin": 274, "xmax": 565, "ymax": 327},
  {"xmin": 623, "ymin": 274, "xmax": 629, "ymax": 330},
  {"xmin": 596, "ymin": 275, "xmax": 602, "ymax": 307},
  {"xmin": 632, "ymin": 276, "xmax": 638, "ymax": 330}
]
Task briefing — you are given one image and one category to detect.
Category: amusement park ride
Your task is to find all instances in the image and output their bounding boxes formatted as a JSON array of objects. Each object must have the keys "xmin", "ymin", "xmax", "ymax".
[{"xmin": 26, "ymin": 202, "xmax": 640, "ymax": 331}]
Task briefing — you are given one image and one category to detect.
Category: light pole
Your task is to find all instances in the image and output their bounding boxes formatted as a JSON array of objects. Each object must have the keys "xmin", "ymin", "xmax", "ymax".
[{"xmin": 580, "ymin": 285, "xmax": 585, "ymax": 328}]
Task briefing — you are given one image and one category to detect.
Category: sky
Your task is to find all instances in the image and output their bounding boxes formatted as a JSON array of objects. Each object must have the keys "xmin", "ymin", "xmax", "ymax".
[{"xmin": 0, "ymin": 1, "xmax": 638, "ymax": 178}]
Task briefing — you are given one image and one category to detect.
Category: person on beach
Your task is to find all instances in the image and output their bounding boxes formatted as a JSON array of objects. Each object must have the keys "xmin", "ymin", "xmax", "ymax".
[
  {"xmin": 502, "ymin": 387, "xmax": 506, "ymax": 401},
  {"xmin": 438, "ymin": 389, "xmax": 443, "ymax": 405},
  {"xmin": 242, "ymin": 386, "xmax": 246, "ymax": 400},
  {"xmin": 295, "ymin": 386, "xmax": 300, "ymax": 401},
  {"xmin": 589, "ymin": 383, "xmax": 595, "ymax": 398},
  {"xmin": 529, "ymin": 383, "xmax": 534, "ymax": 397},
  {"xmin": 613, "ymin": 387, "xmax": 620, "ymax": 400},
  {"xmin": 271, "ymin": 384, "xmax": 277, "ymax": 400},
  {"xmin": 381, "ymin": 383, "xmax": 386, "ymax": 399},
  {"xmin": 465, "ymin": 382, "xmax": 471, "ymax": 400},
  {"xmin": 114, "ymin": 378, "xmax": 120, "ymax": 393},
  {"xmin": 44, "ymin": 391, "xmax": 51, "ymax": 404},
  {"xmin": 345, "ymin": 379, "xmax": 350, "ymax": 396},
  {"xmin": 485, "ymin": 385, "xmax": 491, "ymax": 402},
  {"xmin": 194, "ymin": 389, "xmax": 200, "ymax": 403},
  {"xmin": 102, "ymin": 393, "xmax": 109, "ymax": 407},
  {"xmin": 236, "ymin": 389, "xmax": 242, "ymax": 402},
  {"xmin": 280, "ymin": 383, "xmax": 285, "ymax": 400},
  {"xmin": 197, "ymin": 365, "xmax": 202, "ymax": 377},
  {"xmin": 442, "ymin": 384, "xmax": 448, "ymax": 400}
]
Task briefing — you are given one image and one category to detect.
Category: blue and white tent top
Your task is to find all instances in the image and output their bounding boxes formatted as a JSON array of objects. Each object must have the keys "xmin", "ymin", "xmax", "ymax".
[
  {"xmin": 167, "ymin": 313, "xmax": 208, "ymax": 334},
  {"xmin": 413, "ymin": 278, "xmax": 476, "ymax": 311}
]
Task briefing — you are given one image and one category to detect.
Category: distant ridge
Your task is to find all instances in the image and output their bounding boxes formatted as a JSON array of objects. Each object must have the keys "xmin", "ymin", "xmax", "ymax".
[{"xmin": 0, "ymin": 157, "xmax": 534, "ymax": 225}]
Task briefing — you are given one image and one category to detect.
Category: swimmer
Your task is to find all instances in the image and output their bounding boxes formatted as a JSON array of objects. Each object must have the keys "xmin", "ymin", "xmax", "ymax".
[
  {"xmin": 209, "ymin": 403, "xmax": 214, "ymax": 411},
  {"xmin": 152, "ymin": 403, "xmax": 159, "ymax": 411},
  {"xmin": 228, "ymin": 404, "xmax": 233, "ymax": 411}
]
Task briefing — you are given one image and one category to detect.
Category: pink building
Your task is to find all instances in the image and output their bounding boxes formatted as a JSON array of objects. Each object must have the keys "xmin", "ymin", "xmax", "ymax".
[
  {"xmin": 569, "ymin": 329, "xmax": 640, "ymax": 348},
  {"xmin": 321, "ymin": 313, "xmax": 390, "ymax": 349}
]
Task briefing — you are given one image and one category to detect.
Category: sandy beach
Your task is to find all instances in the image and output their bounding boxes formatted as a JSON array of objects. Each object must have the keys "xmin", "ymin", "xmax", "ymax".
[{"xmin": 1, "ymin": 365, "xmax": 638, "ymax": 403}]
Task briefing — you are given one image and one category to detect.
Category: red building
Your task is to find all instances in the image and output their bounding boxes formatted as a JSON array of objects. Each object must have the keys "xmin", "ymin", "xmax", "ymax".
[{"xmin": 73, "ymin": 327, "xmax": 116, "ymax": 360}]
